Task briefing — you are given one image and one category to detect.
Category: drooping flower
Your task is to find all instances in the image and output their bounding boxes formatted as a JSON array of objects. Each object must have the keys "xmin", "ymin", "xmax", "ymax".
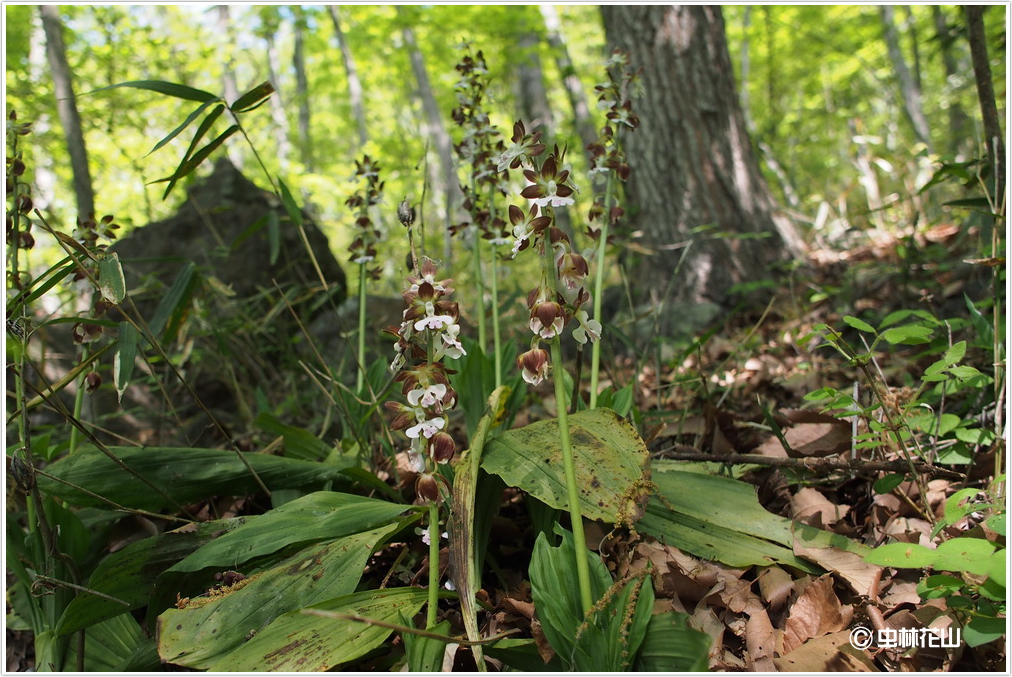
[{"xmin": 517, "ymin": 347, "xmax": 550, "ymax": 386}]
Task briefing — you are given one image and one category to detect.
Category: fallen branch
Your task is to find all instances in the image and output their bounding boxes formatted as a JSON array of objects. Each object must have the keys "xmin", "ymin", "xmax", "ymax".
[{"xmin": 654, "ymin": 444, "xmax": 966, "ymax": 481}]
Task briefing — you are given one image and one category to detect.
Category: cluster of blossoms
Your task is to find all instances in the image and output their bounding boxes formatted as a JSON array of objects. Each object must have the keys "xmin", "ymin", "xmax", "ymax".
[
  {"xmin": 449, "ymin": 48, "xmax": 510, "ymax": 245},
  {"xmin": 345, "ymin": 155, "xmax": 384, "ymax": 276},
  {"xmin": 386, "ymin": 259, "xmax": 466, "ymax": 502},
  {"xmin": 6, "ymin": 112, "xmax": 36, "ymax": 273},
  {"xmin": 586, "ymin": 51, "xmax": 640, "ymax": 237},
  {"xmin": 498, "ymin": 129, "xmax": 601, "ymax": 385}
]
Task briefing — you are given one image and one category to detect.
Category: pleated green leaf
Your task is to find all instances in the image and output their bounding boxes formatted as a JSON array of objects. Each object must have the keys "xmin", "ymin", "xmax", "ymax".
[
  {"xmin": 157, "ymin": 523, "xmax": 401, "ymax": 669},
  {"xmin": 56, "ymin": 517, "xmax": 246, "ymax": 636},
  {"xmin": 481, "ymin": 407, "xmax": 651, "ymax": 523},
  {"xmin": 167, "ymin": 491, "xmax": 414, "ymax": 574},
  {"xmin": 39, "ymin": 445, "xmax": 349, "ymax": 512},
  {"xmin": 211, "ymin": 587, "xmax": 429, "ymax": 671},
  {"xmin": 633, "ymin": 611, "xmax": 711, "ymax": 672}
]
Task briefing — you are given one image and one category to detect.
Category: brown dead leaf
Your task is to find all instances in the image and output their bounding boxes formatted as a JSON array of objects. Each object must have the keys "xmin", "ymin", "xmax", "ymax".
[
  {"xmin": 784, "ymin": 421, "xmax": 851, "ymax": 457},
  {"xmin": 791, "ymin": 487, "xmax": 851, "ymax": 528},
  {"xmin": 758, "ymin": 565, "xmax": 796, "ymax": 613},
  {"xmin": 774, "ymin": 630, "xmax": 876, "ymax": 672},
  {"xmin": 793, "ymin": 542, "xmax": 882, "ymax": 598},
  {"xmin": 743, "ymin": 599, "xmax": 778, "ymax": 672},
  {"xmin": 782, "ymin": 575, "xmax": 853, "ymax": 654}
]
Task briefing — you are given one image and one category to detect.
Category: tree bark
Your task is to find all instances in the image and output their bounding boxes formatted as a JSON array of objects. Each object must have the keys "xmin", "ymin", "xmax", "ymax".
[
  {"xmin": 216, "ymin": 5, "xmax": 243, "ymax": 169},
  {"xmin": 881, "ymin": 5, "xmax": 932, "ymax": 148},
  {"xmin": 327, "ymin": 6, "xmax": 368, "ymax": 150},
  {"xmin": 292, "ymin": 6, "xmax": 313, "ymax": 172},
  {"xmin": 39, "ymin": 5, "xmax": 94, "ymax": 218},
  {"xmin": 964, "ymin": 6, "xmax": 1005, "ymax": 214},
  {"xmin": 600, "ymin": 5, "xmax": 801, "ymax": 322}
]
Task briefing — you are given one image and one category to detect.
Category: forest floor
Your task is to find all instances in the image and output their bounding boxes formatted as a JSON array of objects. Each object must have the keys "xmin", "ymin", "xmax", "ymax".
[{"xmin": 6, "ymin": 222, "xmax": 1005, "ymax": 672}]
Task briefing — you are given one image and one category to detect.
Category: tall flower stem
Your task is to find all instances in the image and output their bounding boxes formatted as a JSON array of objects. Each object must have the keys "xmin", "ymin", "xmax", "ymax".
[
  {"xmin": 426, "ymin": 501, "xmax": 440, "ymax": 628},
  {"xmin": 355, "ymin": 263, "xmax": 368, "ymax": 395},
  {"xmin": 472, "ymin": 230, "xmax": 487, "ymax": 353},
  {"xmin": 489, "ymin": 248, "xmax": 502, "ymax": 389},
  {"xmin": 588, "ymin": 172, "xmax": 616, "ymax": 410},
  {"xmin": 549, "ymin": 335, "xmax": 593, "ymax": 614},
  {"xmin": 543, "ymin": 232, "xmax": 593, "ymax": 614},
  {"xmin": 69, "ymin": 347, "xmax": 89, "ymax": 454}
]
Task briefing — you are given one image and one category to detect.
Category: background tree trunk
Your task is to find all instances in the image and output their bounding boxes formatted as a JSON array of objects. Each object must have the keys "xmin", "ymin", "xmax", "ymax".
[
  {"xmin": 327, "ymin": 6, "xmax": 368, "ymax": 150},
  {"xmin": 216, "ymin": 5, "xmax": 244, "ymax": 169},
  {"xmin": 931, "ymin": 6, "xmax": 969, "ymax": 156},
  {"xmin": 39, "ymin": 5, "xmax": 94, "ymax": 218},
  {"xmin": 600, "ymin": 5, "xmax": 801, "ymax": 328},
  {"xmin": 292, "ymin": 7, "xmax": 313, "ymax": 172},
  {"xmin": 540, "ymin": 5, "xmax": 598, "ymax": 158},
  {"xmin": 399, "ymin": 11, "xmax": 458, "ymax": 260},
  {"xmin": 258, "ymin": 9, "xmax": 291, "ymax": 170},
  {"xmin": 964, "ymin": 6, "xmax": 1005, "ymax": 214},
  {"xmin": 881, "ymin": 5, "xmax": 932, "ymax": 149}
]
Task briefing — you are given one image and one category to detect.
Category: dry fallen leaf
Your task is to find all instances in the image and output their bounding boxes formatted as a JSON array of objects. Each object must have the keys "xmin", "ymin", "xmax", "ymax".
[
  {"xmin": 782, "ymin": 575, "xmax": 853, "ymax": 654},
  {"xmin": 791, "ymin": 486, "xmax": 851, "ymax": 528},
  {"xmin": 743, "ymin": 599, "xmax": 778, "ymax": 672},
  {"xmin": 793, "ymin": 542, "xmax": 882, "ymax": 598},
  {"xmin": 774, "ymin": 630, "xmax": 876, "ymax": 672},
  {"xmin": 758, "ymin": 565, "xmax": 797, "ymax": 613}
]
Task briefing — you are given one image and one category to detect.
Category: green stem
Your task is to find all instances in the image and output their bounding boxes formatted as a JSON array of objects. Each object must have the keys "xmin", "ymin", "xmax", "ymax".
[
  {"xmin": 356, "ymin": 263, "xmax": 368, "ymax": 395},
  {"xmin": 489, "ymin": 249, "xmax": 502, "ymax": 389},
  {"xmin": 550, "ymin": 336, "xmax": 593, "ymax": 614},
  {"xmin": 426, "ymin": 501, "xmax": 440, "ymax": 628},
  {"xmin": 589, "ymin": 172, "xmax": 617, "ymax": 409},
  {"xmin": 473, "ymin": 232, "xmax": 487, "ymax": 354},
  {"xmin": 69, "ymin": 347, "xmax": 88, "ymax": 455}
]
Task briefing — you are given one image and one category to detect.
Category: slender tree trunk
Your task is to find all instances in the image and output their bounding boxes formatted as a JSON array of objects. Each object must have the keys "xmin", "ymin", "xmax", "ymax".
[
  {"xmin": 901, "ymin": 6, "xmax": 923, "ymax": 93},
  {"xmin": 739, "ymin": 7, "xmax": 755, "ymax": 135},
  {"xmin": 964, "ymin": 6, "xmax": 1005, "ymax": 213},
  {"xmin": 539, "ymin": 5, "xmax": 598, "ymax": 157},
  {"xmin": 39, "ymin": 5, "xmax": 94, "ymax": 218},
  {"xmin": 264, "ymin": 30, "xmax": 291, "ymax": 170},
  {"xmin": 601, "ymin": 5, "xmax": 801, "ymax": 322},
  {"xmin": 292, "ymin": 7, "xmax": 313, "ymax": 172},
  {"xmin": 881, "ymin": 5, "xmax": 932, "ymax": 148},
  {"xmin": 216, "ymin": 5, "xmax": 243, "ymax": 169},
  {"xmin": 932, "ymin": 6, "xmax": 969, "ymax": 156},
  {"xmin": 399, "ymin": 11, "xmax": 458, "ymax": 258},
  {"xmin": 327, "ymin": 6, "xmax": 367, "ymax": 150}
]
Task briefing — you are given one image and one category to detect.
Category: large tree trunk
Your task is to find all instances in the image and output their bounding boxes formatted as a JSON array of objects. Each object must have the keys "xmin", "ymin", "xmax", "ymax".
[
  {"xmin": 39, "ymin": 5, "xmax": 94, "ymax": 218},
  {"xmin": 216, "ymin": 5, "xmax": 244, "ymax": 169},
  {"xmin": 600, "ymin": 5, "xmax": 801, "ymax": 324},
  {"xmin": 931, "ymin": 6, "xmax": 969, "ymax": 156},
  {"xmin": 327, "ymin": 6, "xmax": 367, "ymax": 150},
  {"xmin": 261, "ymin": 12, "xmax": 292, "ymax": 170}
]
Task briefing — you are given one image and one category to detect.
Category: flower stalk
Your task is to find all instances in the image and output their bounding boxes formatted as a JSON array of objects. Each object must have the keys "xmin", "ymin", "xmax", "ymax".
[{"xmin": 346, "ymin": 155, "xmax": 385, "ymax": 395}]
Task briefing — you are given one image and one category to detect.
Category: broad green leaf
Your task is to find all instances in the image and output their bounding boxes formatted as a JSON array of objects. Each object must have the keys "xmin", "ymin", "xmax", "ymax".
[
  {"xmin": 38, "ymin": 445, "xmax": 350, "ymax": 512},
  {"xmin": 842, "ymin": 315, "xmax": 875, "ymax": 333},
  {"xmin": 987, "ymin": 550, "xmax": 1006, "ymax": 588},
  {"xmin": 97, "ymin": 251, "xmax": 126, "ymax": 304},
  {"xmin": 638, "ymin": 465, "xmax": 865, "ymax": 569},
  {"xmin": 484, "ymin": 638, "xmax": 565, "ymax": 672},
  {"xmin": 880, "ymin": 324, "xmax": 934, "ymax": 345},
  {"xmin": 954, "ymin": 426, "xmax": 995, "ymax": 445},
  {"xmin": 158, "ymin": 523, "xmax": 402, "ymax": 669},
  {"xmin": 964, "ymin": 615, "xmax": 1006, "ymax": 647},
  {"xmin": 633, "ymin": 611, "xmax": 711, "ymax": 672},
  {"xmin": 942, "ymin": 340, "xmax": 968, "ymax": 366},
  {"xmin": 948, "ymin": 365, "xmax": 985, "ymax": 380},
  {"xmin": 985, "ymin": 513, "xmax": 1006, "ymax": 536},
  {"xmin": 933, "ymin": 537, "xmax": 996, "ymax": 576},
  {"xmin": 481, "ymin": 407, "xmax": 651, "ymax": 523},
  {"xmin": 254, "ymin": 412, "xmax": 332, "ymax": 460},
  {"xmin": 941, "ymin": 488, "xmax": 983, "ymax": 530},
  {"xmin": 863, "ymin": 542, "xmax": 937, "ymax": 568},
  {"xmin": 230, "ymin": 80, "xmax": 275, "ymax": 113},
  {"xmin": 90, "ymin": 80, "xmax": 218, "ymax": 103},
  {"xmin": 529, "ymin": 527, "xmax": 617, "ymax": 669},
  {"xmin": 56, "ymin": 517, "xmax": 247, "ymax": 636},
  {"xmin": 964, "ymin": 293, "xmax": 995, "ymax": 350},
  {"xmin": 113, "ymin": 321, "xmax": 138, "ymax": 404},
  {"xmin": 168, "ymin": 491, "xmax": 413, "ymax": 573},
  {"xmin": 64, "ymin": 611, "xmax": 150, "ymax": 672},
  {"xmin": 207, "ymin": 587, "xmax": 429, "ymax": 671},
  {"xmin": 873, "ymin": 473, "xmax": 906, "ymax": 494}
]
